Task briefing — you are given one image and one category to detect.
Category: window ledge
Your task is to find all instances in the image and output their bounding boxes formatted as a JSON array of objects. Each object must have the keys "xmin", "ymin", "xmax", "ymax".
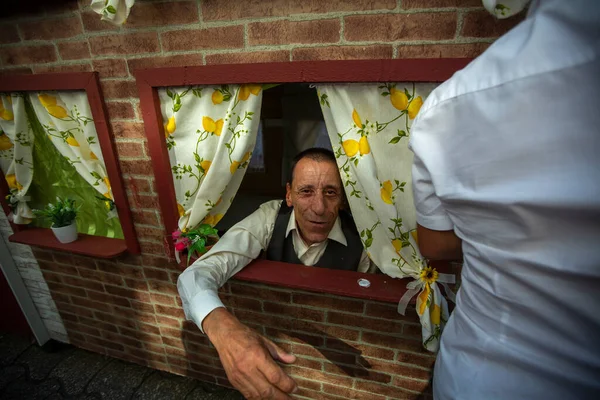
[
  {"xmin": 234, "ymin": 259, "xmax": 414, "ymax": 304},
  {"xmin": 9, "ymin": 228, "xmax": 127, "ymax": 259}
]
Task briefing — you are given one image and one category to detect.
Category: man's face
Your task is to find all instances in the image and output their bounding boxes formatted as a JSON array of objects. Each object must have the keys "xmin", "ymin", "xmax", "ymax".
[{"xmin": 286, "ymin": 157, "xmax": 343, "ymax": 246}]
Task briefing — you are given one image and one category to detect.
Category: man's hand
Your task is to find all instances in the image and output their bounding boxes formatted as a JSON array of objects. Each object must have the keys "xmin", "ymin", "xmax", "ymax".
[{"xmin": 203, "ymin": 308, "xmax": 297, "ymax": 399}]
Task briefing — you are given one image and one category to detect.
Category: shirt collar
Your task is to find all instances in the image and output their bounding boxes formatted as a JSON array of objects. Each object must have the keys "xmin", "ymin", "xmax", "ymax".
[{"xmin": 285, "ymin": 210, "xmax": 347, "ymax": 246}]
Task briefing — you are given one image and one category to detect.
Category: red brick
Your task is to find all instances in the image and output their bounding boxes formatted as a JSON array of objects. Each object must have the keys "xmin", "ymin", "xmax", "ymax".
[
  {"xmin": 295, "ymin": 377, "xmax": 321, "ymax": 392},
  {"xmin": 142, "ymin": 267, "xmax": 170, "ymax": 282},
  {"xmin": 43, "ymin": 1, "xmax": 80, "ymax": 14},
  {"xmin": 0, "ymin": 45, "xmax": 57, "ymax": 66},
  {"xmin": 403, "ymin": 0, "xmax": 481, "ymax": 7},
  {"xmin": 110, "ymin": 120, "xmax": 144, "ymax": 138},
  {"xmin": 293, "ymin": 344, "xmax": 356, "ymax": 366},
  {"xmin": 292, "ymin": 387, "xmax": 346, "ymax": 400},
  {"xmin": 20, "ymin": 16, "xmax": 82, "ymax": 40},
  {"xmin": 365, "ymin": 303, "xmax": 419, "ymax": 323},
  {"xmin": 202, "ymin": 0, "xmax": 396, "ymax": 20},
  {"xmin": 119, "ymin": 327, "xmax": 163, "ymax": 344},
  {"xmin": 123, "ymin": 278, "xmax": 147, "ymax": 292},
  {"xmin": 148, "ymin": 280, "xmax": 179, "ymax": 296},
  {"xmin": 345, "ymin": 13, "xmax": 457, "ymax": 41},
  {"xmin": 101, "ymin": 330, "xmax": 144, "ymax": 349},
  {"xmin": 107, "ymin": 102, "xmax": 135, "ymax": 120},
  {"xmin": 161, "ymin": 26, "xmax": 244, "ymax": 52},
  {"xmin": 293, "ymin": 293, "xmax": 364, "ymax": 314},
  {"xmin": 126, "ymin": 1, "xmax": 198, "ymax": 28},
  {"xmin": 156, "ymin": 315, "xmax": 182, "ymax": 328},
  {"xmin": 92, "ymin": 58, "xmax": 129, "ymax": 78},
  {"xmin": 322, "ymin": 383, "xmax": 387, "ymax": 400},
  {"xmin": 402, "ymin": 323, "xmax": 422, "ymax": 339},
  {"xmin": 290, "ymin": 366, "xmax": 354, "ymax": 388},
  {"xmin": 97, "ymin": 260, "xmax": 144, "ymax": 279},
  {"xmin": 105, "ymin": 284, "xmax": 151, "ymax": 303},
  {"xmin": 0, "ymin": 67, "xmax": 32, "ymax": 76},
  {"xmin": 292, "ymin": 45, "xmax": 393, "ymax": 61},
  {"xmin": 358, "ymin": 357, "xmax": 432, "ymax": 381},
  {"xmin": 143, "ymin": 342, "xmax": 165, "ymax": 354},
  {"xmin": 142, "ymin": 256, "xmax": 177, "ymax": 271},
  {"xmin": 115, "ymin": 141, "xmax": 144, "ymax": 158},
  {"xmin": 127, "ymin": 54, "xmax": 204, "ymax": 73},
  {"xmin": 90, "ymin": 33, "xmax": 159, "ymax": 56},
  {"xmin": 263, "ymin": 302, "xmax": 325, "ymax": 322},
  {"xmin": 131, "ymin": 210, "xmax": 158, "ymax": 226},
  {"xmin": 461, "ymin": 10, "xmax": 524, "ymax": 38},
  {"xmin": 46, "ymin": 281, "xmax": 86, "ymax": 298},
  {"xmin": 55, "ymin": 302, "xmax": 95, "ymax": 319},
  {"xmin": 67, "ymin": 322, "xmax": 102, "ymax": 338},
  {"xmin": 33, "ymin": 63, "xmax": 92, "ymax": 73},
  {"xmin": 150, "ymin": 293, "xmax": 176, "ymax": 306},
  {"xmin": 85, "ymin": 335, "xmax": 125, "ymax": 352},
  {"xmin": 205, "ymin": 51, "xmax": 289, "ymax": 65},
  {"xmin": 61, "ymin": 275, "xmax": 105, "ymax": 293},
  {"xmin": 78, "ymin": 268, "xmax": 125, "ymax": 287},
  {"xmin": 130, "ymin": 194, "xmax": 160, "ymax": 210},
  {"xmin": 128, "ymin": 177, "xmax": 153, "ymax": 194},
  {"xmin": 249, "ymin": 19, "xmax": 340, "ymax": 46},
  {"xmin": 229, "ymin": 282, "xmax": 291, "ymax": 303},
  {"xmin": 265, "ymin": 328, "xmax": 324, "ymax": 347},
  {"xmin": 81, "ymin": 10, "xmax": 120, "ymax": 32},
  {"xmin": 135, "ymin": 226, "xmax": 165, "ymax": 243},
  {"xmin": 38, "ymin": 260, "xmax": 78, "ymax": 275},
  {"xmin": 79, "ymin": 316, "xmax": 120, "ymax": 333},
  {"xmin": 94, "ymin": 310, "xmax": 138, "ymax": 329},
  {"xmin": 58, "ymin": 40, "xmax": 90, "ymax": 60},
  {"xmin": 119, "ymin": 159, "xmax": 153, "ymax": 176},
  {"xmin": 325, "ymin": 340, "xmax": 395, "ymax": 361},
  {"xmin": 51, "ymin": 292, "xmax": 71, "ymax": 304},
  {"xmin": 139, "ymin": 241, "xmax": 169, "ymax": 256},
  {"xmin": 71, "ymin": 255, "xmax": 97, "ymax": 270},
  {"xmin": 396, "ymin": 43, "xmax": 490, "ymax": 58},
  {"xmin": 362, "ymin": 332, "xmax": 424, "ymax": 353},
  {"xmin": 0, "ymin": 24, "xmax": 20, "ymax": 44},
  {"xmin": 393, "ymin": 376, "xmax": 431, "ymax": 394},
  {"xmin": 396, "ymin": 351, "xmax": 435, "ymax": 369},
  {"xmin": 155, "ymin": 304, "xmax": 185, "ymax": 319},
  {"xmin": 73, "ymin": 297, "xmax": 115, "ymax": 313},
  {"xmin": 101, "ymin": 80, "xmax": 138, "ymax": 100},
  {"xmin": 324, "ymin": 362, "xmax": 392, "ymax": 384},
  {"xmin": 221, "ymin": 294, "xmax": 262, "ymax": 311}
]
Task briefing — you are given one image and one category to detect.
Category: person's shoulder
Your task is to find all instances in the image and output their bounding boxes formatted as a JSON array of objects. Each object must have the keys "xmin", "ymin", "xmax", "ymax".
[{"xmin": 258, "ymin": 199, "xmax": 284, "ymax": 212}]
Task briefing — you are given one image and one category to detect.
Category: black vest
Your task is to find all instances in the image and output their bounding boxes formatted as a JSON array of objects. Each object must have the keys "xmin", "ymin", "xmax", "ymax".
[{"xmin": 265, "ymin": 203, "xmax": 363, "ymax": 271}]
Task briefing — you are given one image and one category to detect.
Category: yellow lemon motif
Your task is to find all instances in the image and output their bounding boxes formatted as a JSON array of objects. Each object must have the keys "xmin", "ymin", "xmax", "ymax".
[
  {"xmin": 200, "ymin": 160, "xmax": 212, "ymax": 174},
  {"xmin": 238, "ymin": 85, "xmax": 251, "ymax": 101},
  {"xmin": 430, "ymin": 304, "xmax": 441, "ymax": 325},
  {"xmin": 408, "ymin": 96, "xmax": 423, "ymax": 119},
  {"xmin": 241, "ymin": 151, "xmax": 251, "ymax": 164},
  {"xmin": 38, "ymin": 94, "xmax": 57, "ymax": 107},
  {"xmin": 103, "ymin": 191, "xmax": 112, "ymax": 200},
  {"xmin": 392, "ymin": 238, "xmax": 402, "ymax": 253},
  {"xmin": 352, "ymin": 109, "xmax": 362, "ymax": 128},
  {"xmin": 230, "ymin": 160, "xmax": 240, "ymax": 174},
  {"xmin": 215, "ymin": 197, "xmax": 222, "ymax": 207},
  {"xmin": 249, "ymin": 85, "xmax": 261, "ymax": 96},
  {"xmin": 212, "ymin": 90, "xmax": 224, "ymax": 105},
  {"xmin": 203, "ymin": 116, "xmax": 216, "ymax": 133},
  {"xmin": 342, "ymin": 139, "xmax": 359, "ymax": 157},
  {"xmin": 177, "ymin": 203, "xmax": 186, "ymax": 217},
  {"xmin": 358, "ymin": 136, "xmax": 370, "ymax": 155},
  {"xmin": 66, "ymin": 137, "xmax": 80, "ymax": 147},
  {"xmin": 390, "ymin": 88, "xmax": 408, "ymax": 111},
  {"xmin": 380, "ymin": 180, "xmax": 393, "ymax": 204},
  {"xmin": 165, "ymin": 116, "xmax": 176, "ymax": 135},
  {"xmin": 213, "ymin": 213, "xmax": 224, "ymax": 225},
  {"xmin": 410, "ymin": 229, "xmax": 418, "ymax": 245},
  {"xmin": 417, "ymin": 283, "xmax": 431, "ymax": 316},
  {"xmin": 0, "ymin": 109, "xmax": 14, "ymax": 121},
  {"xmin": 215, "ymin": 119, "xmax": 224, "ymax": 136},
  {"xmin": 103, "ymin": 177, "xmax": 111, "ymax": 191},
  {"xmin": 5, "ymin": 174, "xmax": 18, "ymax": 190},
  {"xmin": 0, "ymin": 134, "xmax": 13, "ymax": 150},
  {"xmin": 47, "ymin": 105, "xmax": 68, "ymax": 119},
  {"xmin": 90, "ymin": 151, "xmax": 98, "ymax": 160}
]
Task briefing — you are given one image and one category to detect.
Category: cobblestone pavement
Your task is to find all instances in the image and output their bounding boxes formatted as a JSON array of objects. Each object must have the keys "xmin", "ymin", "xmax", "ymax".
[{"xmin": 0, "ymin": 333, "xmax": 244, "ymax": 400}]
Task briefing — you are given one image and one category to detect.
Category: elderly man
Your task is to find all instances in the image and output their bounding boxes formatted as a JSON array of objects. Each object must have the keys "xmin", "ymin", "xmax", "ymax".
[{"xmin": 178, "ymin": 147, "xmax": 373, "ymax": 399}]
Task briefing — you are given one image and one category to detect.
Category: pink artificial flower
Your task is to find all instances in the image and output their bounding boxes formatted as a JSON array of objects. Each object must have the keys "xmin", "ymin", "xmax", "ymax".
[
  {"xmin": 172, "ymin": 230, "xmax": 182, "ymax": 240},
  {"xmin": 174, "ymin": 241, "xmax": 187, "ymax": 252}
]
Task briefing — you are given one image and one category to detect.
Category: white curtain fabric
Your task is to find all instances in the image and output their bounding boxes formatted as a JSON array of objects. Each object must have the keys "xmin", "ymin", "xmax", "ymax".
[
  {"xmin": 158, "ymin": 85, "xmax": 262, "ymax": 231},
  {"xmin": 317, "ymin": 83, "xmax": 455, "ymax": 351},
  {"xmin": 30, "ymin": 91, "xmax": 113, "ymax": 203},
  {"xmin": 0, "ymin": 94, "xmax": 34, "ymax": 224},
  {"xmin": 91, "ymin": 0, "xmax": 135, "ymax": 25}
]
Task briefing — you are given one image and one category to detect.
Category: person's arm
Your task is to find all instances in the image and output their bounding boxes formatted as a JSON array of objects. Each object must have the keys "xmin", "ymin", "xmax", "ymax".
[
  {"xmin": 357, "ymin": 250, "xmax": 378, "ymax": 273},
  {"xmin": 177, "ymin": 200, "xmax": 298, "ymax": 399},
  {"xmin": 416, "ymin": 223, "xmax": 462, "ymax": 261}
]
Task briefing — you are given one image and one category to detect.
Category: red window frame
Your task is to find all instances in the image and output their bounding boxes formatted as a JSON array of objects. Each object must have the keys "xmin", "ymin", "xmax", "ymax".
[
  {"xmin": 136, "ymin": 59, "xmax": 469, "ymax": 302},
  {"xmin": 0, "ymin": 72, "xmax": 140, "ymax": 257}
]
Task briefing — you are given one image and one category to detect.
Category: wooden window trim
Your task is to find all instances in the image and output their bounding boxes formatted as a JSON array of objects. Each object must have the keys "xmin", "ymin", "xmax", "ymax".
[
  {"xmin": 136, "ymin": 59, "xmax": 470, "ymax": 301},
  {"xmin": 0, "ymin": 72, "xmax": 140, "ymax": 257}
]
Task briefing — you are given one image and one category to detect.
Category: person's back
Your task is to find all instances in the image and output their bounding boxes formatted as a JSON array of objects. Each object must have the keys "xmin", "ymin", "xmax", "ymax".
[{"xmin": 409, "ymin": 0, "xmax": 600, "ymax": 398}]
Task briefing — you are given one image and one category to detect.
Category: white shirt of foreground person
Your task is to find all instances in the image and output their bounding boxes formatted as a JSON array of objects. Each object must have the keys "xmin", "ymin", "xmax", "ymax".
[
  {"xmin": 409, "ymin": 0, "xmax": 600, "ymax": 399},
  {"xmin": 177, "ymin": 200, "xmax": 372, "ymax": 332}
]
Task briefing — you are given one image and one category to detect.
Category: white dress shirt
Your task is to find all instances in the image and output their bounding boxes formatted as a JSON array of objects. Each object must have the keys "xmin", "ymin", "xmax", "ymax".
[
  {"xmin": 178, "ymin": 200, "xmax": 372, "ymax": 332},
  {"xmin": 409, "ymin": 1, "xmax": 600, "ymax": 399}
]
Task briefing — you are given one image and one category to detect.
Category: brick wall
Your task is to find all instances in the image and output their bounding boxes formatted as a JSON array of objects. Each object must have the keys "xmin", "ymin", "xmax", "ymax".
[{"xmin": 0, "ymin": 0, "xmax": 520, "ymax": 398}]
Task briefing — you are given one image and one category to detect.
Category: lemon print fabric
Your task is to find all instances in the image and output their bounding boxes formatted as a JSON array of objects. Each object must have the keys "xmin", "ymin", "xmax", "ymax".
[{"xmin": 0, "ymin": 131, "xmax": 13, "ymax": 150}]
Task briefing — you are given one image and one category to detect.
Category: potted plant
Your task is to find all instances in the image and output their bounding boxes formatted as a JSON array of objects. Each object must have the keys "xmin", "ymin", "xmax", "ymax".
[
  {"xmin": 34, "ymin": 197, "xmax": 79, "ymax": 244},
  {"xmin": 172, "ymin": 223, "xmax": 219, "ymax": 265}
]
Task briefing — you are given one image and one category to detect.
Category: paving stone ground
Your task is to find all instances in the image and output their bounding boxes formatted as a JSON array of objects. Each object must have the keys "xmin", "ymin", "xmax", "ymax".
[{"xmin": 0, "ymin": 333, "xmax": 244, "ymax": 400}]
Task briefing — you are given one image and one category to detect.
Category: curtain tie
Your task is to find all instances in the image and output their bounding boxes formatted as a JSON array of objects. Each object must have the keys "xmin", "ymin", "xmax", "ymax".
[{"xmin": 397, "ymin": 268, "xmax": 456, "ymax": 315}]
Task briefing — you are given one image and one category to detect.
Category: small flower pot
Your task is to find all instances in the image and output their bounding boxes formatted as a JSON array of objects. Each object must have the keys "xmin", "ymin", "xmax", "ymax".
[{"xmin": 51, "ymin": 222, "xmax": 78, "ymax": 244}]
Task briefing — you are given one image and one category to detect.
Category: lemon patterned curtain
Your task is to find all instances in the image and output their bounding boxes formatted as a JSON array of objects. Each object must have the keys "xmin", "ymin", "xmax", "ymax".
[
  {"xmin": 29, "ymin": 92, "xmax": 113, "ymax": 205},
  {"xmin": 159, "ymin": 84, "xmax": 262, "ymax": 231},
  {"xmin": 90, "ymin": 0, "xmax": 135, "ymax": 25},
  {"xmin": 317, "ymin": 83, "xmax": 455, "ymax": 352},
  {"xmin": 0, "ymin": 93, "xmax": 35, "ymax": 224}
]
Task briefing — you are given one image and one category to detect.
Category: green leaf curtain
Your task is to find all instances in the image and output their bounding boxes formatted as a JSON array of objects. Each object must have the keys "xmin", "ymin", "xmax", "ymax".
[
  {"xmin": 158, "ymin": 84, "xmax": 262, "ymax": 232},
  {"xmin": 317, "ymin": 83, "xmax": 455, "ymax": 352}
]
